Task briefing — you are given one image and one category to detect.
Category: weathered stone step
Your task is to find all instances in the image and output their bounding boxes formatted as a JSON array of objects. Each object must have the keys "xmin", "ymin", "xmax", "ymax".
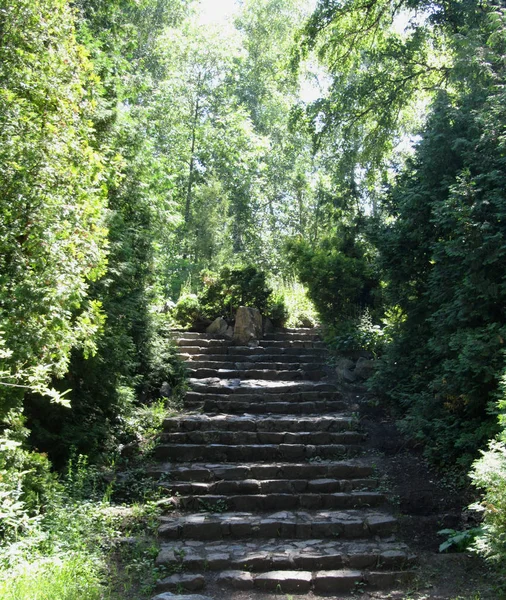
[
  {"xmin": 218, "ymin": 569, "xmax": 413, "ymax": 593},
  {"xmin": 180, "ymin": 345, "xmax": 328, "ymax": 357},
  {"xmin": 263, "ymin": 332, "xmax": 321, "ymax": 341},
  {"xmin": 166, "ymin": 491, "xmax": 385, "ymax": 512},
  {"xmin": 177, "ymin": 338, "xmax": 232, "ymax": 348},
  {"xmin": 147, "ymin": 460, "xmax": 375, "ymax": 482},
  {"xmin": 162, "ymin": 477, "xmax": 377, "ymax": 497},
  {"xmin": 162, "ymin": 414, "xmax": 356, "ymax": 433},
  {"xmin": 180, "ymin": 353, "xmax": 327, "ymax": 370},
  {"xmin": 188, "ymin": 380, "xmax": 338, "ymax": 395},
  {"xmin": 187, "ymin": 368, "xmax": 326, "ymax": 381},
  {"xmin": 260, "ymin": 340, "xmax": 326, "ymax": 349},
  {"xmin": 186, "ymin": 399, "xmax": 349, "ymax": 415},
  {"xmin": 156, "ymin": 539, "xmax": 413, "ymax": 573},
  {"xmin": 158, "ymin": 509, "xmax": 398, "ymax": 540},
  {"xmin": 159, "ymin": 430, "xmax": 363, "ymax": 446},
  {"xmin": 153, "ymin": 442, "xmax": 362, "ymax": 462},
  {"xmin": 185, "ymin": 389, "xmax": 341, "ymax": 403},
  {"xmin": 184, "ymin": 359, "xmax": 326, "ymax": 371}
]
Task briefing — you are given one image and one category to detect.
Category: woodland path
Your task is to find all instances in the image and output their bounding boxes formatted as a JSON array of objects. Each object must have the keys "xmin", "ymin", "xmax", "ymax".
[{"xmin": 147, "ymin": 328, "xmax": 421, "ymax": 600}]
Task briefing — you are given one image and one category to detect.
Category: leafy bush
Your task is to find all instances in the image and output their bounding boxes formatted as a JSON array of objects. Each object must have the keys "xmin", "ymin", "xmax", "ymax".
[
  {"xmin": 172, "ymin": 294, "xmax": 202, "ymax": 328},
  {"xmin": 285, "ymin": 232, "xmax": 380, "ymax": 329},
  {"xmin": 199, "ymin": 265, "xmax": 273, "ymax": 321},
  {"xmin": 271, "ymin": 281, "xmax": 319, "ymax": 329},
  {"xmin": 330, "ymin": 309, "xmax": 388, "ymax": 357},
  {"xmin": 470, "ymin": 440, "xmax": 506, "ymax": 567}
]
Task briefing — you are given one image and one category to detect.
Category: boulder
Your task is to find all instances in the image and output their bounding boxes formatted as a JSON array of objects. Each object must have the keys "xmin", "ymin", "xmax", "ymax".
[
  {"xmin": 233, "ymin": 307, "xmax": 263, "ymax": 346},
  {"xmin": 335, "ymin": 357, "xmax": 356, "ymax": 383},
  {"xmin": 354, "ymin": 357, "xmax": 375, "ymax": 380},
  {"xmin": 263, "ymin": 316, "xmax": 275, "ymax": 334},
  {"xmin": 206, "ymin": 317, "xmax": 232, "ymax": 338},
  {"xmin": 159, "ymin": 381, "xmax": 172, "ymax": 398}
]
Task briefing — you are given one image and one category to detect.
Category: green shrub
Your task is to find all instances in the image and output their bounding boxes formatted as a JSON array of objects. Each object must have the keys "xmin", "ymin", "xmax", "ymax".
[
  {"xmin": 330, "ymin": 309, "xmax": 388, "ymax": 357},
  {"xmin": 266, "ymin": 292, "xmax": 289, "ymax": 327},
  {"xmin": 0, "ymin": 554, "xmax": 104, "ymax": 600},
  {"xmin": 199, "ymin": 265, "xmax": 273, "ymax": 321},
  {"xmin": 271, "ymin": 281, "xmax": 319, "ymax": 329},
  {"xmin": 285, "ymin": 233, "xmax": 380, "ymax": 329},
  {"xmin": 172, "ymin": 294, "xmax": 202, "ymax": 328},
  {"xmin": 470, "ymin": 440, "xmax": 506, "ymax": 567}
]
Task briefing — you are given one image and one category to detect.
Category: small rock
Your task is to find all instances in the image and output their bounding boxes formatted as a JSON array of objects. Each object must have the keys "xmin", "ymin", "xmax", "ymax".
[
  {"xmin": 156, "ymin": 573, "xmax": 205, "ymax": 592},
  {"xmin": 160, "ymin": 381, "xmax": 172, "ymax": 398},
  {"xmin": 206, "ymin": 317, "xmax": 232, "ymax": 338},
  {"xmin": 354, "ymin": 357, "xmax": 375, "ymax": 380},
  {"xmin": 314, "ymin": 569, "xmax": 362, "ymax": 592},
  {"xmin": 217, "ymin": 570, "xmax": 254, "ymax": 590},
  {"xmin": 263, "ymin": 316, "xmax": 275, "ymax": 333},
  {"xmin": 254, "ymin": 570, "xmax": 313, "ymax": 592},
  {"xmin": 335, "ymin": 358, "xmax": 356, "ymax": 383},
  {"xmin": 151, "ymin": 595, "xmax": 213, "ymax": 600}
]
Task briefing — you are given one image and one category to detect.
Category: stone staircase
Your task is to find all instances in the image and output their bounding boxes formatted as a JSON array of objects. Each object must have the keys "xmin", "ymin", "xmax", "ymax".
[{"xmin": 151, "ymin": 328, "xmax": 416, "ymax": 597}]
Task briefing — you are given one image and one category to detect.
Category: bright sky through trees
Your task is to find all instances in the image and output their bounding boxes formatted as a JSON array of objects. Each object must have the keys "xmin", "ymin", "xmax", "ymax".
[{"xmin": 198, "ymin": 0, "xmax": 238, "ymax": 24}]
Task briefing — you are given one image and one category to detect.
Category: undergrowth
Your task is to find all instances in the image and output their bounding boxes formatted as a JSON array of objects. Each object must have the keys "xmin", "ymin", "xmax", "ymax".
[{"xmin": 0, "ymin": 393, "xmax": 183, "ymax": 600}]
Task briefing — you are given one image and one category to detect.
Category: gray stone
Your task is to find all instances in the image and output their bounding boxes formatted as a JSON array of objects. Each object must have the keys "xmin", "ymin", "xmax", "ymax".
[
  {"xmin": 233, "ymin": 306, "xmax": 263, "ymax": 345},
  {"xmin": 156, "ymin": 573, "xmax": 205, "ymax": 592},
  {"xmin": 354, "ymin": 357, "xmax": 375, "ymax": 380},
  {"xmin": 206, "ymin": 317, "xmax": 232, "ymax": 338},
  {"xmin": 160, "ymin": 381, "xmax": 172, "ymax": 398},
  {"xmin": 314, "ymin": 569, "xmax": 363, "ymax": 592},
  {"xmin": 254, "ymin": 570, "xmax": 312, "ymax": 592},
  {"xmin": 336, "ymin": 358, "xmax": 356, "ymax": 383},
  {"xmin": 217, "ymin": 570, "xmax": 254, "ymax": 590},
  {"xmin": 151, "ymin": 595, "xmax": 213, "ymax": 600},
  {"xmin": 263, "ymin": 316, "xmax": 275, "ymax": 333}
]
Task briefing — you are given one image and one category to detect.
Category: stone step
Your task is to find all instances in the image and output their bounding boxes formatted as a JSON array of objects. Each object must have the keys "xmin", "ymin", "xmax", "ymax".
[
  {"xmin": 185, "ymin": 389, "xmax": 342, "ymax": 403},
  {"xmin": 153, "ymin": 442, "xmax": 362, "ymax": 462},
  {"xmin": 180, "ymin": 345, "xmax": 327, "ymax": 357},
  {"xmin": 181, "ymin": 354, "xmax": 327, "ymax": 365},
  {"xmin": 218, "ymin": 569, "xmax": 414, "ymax": 594},
  {"xmin": 185, "ymin": 399, "xmax": 349, "ymax": 415},
  {"xmin": 146, "ymin": 460, "xmax": 375, "ymax": 482},
  {"xmin": 162, "ymin": 414, "xmax": 356, "ymax": 433},
  {"xmin": 176, "ymin": 338, "xmax": 232, "ymax": 348},
  {"xmin": 184, "ymin": 359, "xmax": 327, "ymax": 370},
  {"xmin": 158, "ymin": 509, "xmax": 398, "ymax": 540},
  {"xmin": 260, "ymin": 340, "xmax": 326, "ymax": 349},
  {"xmin": 172, "ymin": 332, "xmax": 224, "ymax": 340},
  {"xmin": 162, "ymin": 477, "xmax": 377, "ymax": 496},
  {"xmin": 165, "ymin": 491, "xmax": 386, "ymax": 512},
  {"xmin": 188, "ymin": 380, "xmax": 339, "ymax": 395},
  {"xmin": 187, "ymin": 368, "xmax": 326, "ymax": 381},
  {"xmin": 159, "ymin": 430, "xmax": 363, "ymax": 446},
  {"xmin": 156, "ymin": 539, "xmax": 414, "ymax": 573},
  {"xmin": 155, "ymin": 569, "xmax": 414, "ymax": 595},
  {"xmin": 263, "ymin": 332, "xmax": 321, "ymax": 341}
]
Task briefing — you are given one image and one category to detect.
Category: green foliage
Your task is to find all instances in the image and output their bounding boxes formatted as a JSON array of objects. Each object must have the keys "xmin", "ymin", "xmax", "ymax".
[
  {"xmin": 0, "ymin": 0, "xmax": 108, "ymax": 415},
  {"xmin": 438, "ymin": 527, "xmax": 483, "ymax": 553},
  {"xmin": 199, "ymin": 266, "xmax": 274, "ymax": 321},
  {"xmin": 286, "ymin": 232, "xmax": 380, "ymax": 328},
  {"xmin": 272, "ymin": 281, "xmax": 319, "ymax": 328},
  {"xmin": 0, "ymin": 554, "xmax": 104, "ymax": 600},
  {"xmin": 172, "ymin": 294, "xmax": 202, "ymax": 328},
  {"xmin": 470, "ymin": 440, "xmax": 506, "ymax": 568},
  {"xmin": 330, "ymin": 310, "xmax": 388, "ymax": 357}
]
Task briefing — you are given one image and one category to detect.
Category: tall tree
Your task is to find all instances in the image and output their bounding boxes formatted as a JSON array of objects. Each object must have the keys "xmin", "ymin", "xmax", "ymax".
[{"xmin": 0, "ymin": 0, "xmax": 108, "ymax": 418}]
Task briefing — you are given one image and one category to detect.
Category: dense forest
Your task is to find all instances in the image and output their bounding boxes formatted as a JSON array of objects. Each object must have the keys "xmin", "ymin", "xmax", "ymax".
[{"xmin": 1, "ymin": 0, "xmax": 506, "ymax": 597}]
